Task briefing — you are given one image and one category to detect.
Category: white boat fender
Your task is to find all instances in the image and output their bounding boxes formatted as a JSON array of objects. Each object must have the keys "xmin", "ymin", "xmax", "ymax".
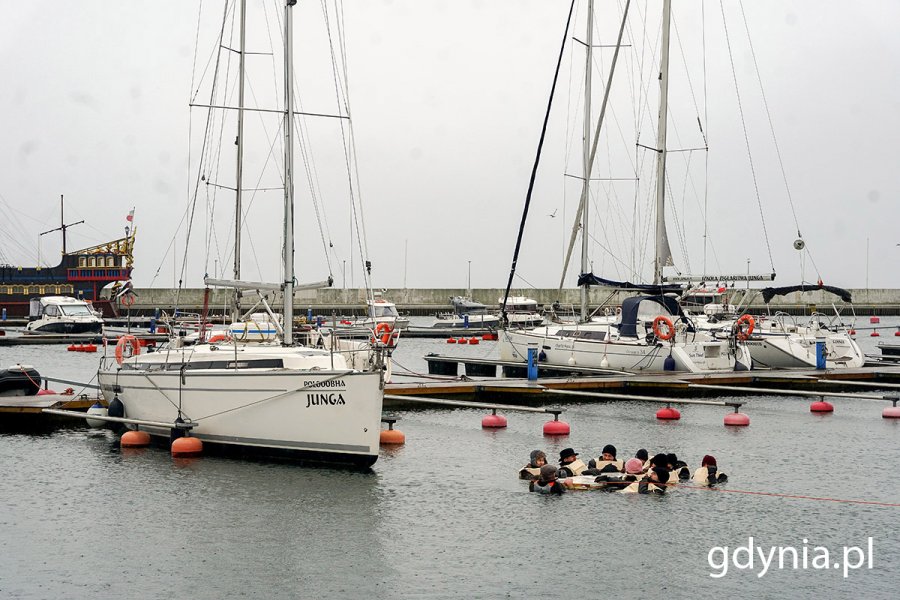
[{"xmin": 85, "ymin": 402, "xmax": 108, "ymax": 429}]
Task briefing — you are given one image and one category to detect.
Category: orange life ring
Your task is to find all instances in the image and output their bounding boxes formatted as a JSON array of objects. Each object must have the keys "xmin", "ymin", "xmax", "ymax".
[
  {"xmin": 115, "ymin": 335, "xmax": 141, "ymax": 365},
  {"xmin": 652, "ymin": 315, "xmax": 675, "ymax": 341},
  {"xmin": 208, "ymin": 333, "xmax": 232, "ymax": 344},
  {"xmin": 375, "ymin": 322, "xmax": 395, "ymax": 346},
  {"xmin": 121, "ymin": 294, "xmax": 135, "ymax": 307},
  {"xmin": 735, "ymin": 314, "xmax": 755, "ymax": 341}
]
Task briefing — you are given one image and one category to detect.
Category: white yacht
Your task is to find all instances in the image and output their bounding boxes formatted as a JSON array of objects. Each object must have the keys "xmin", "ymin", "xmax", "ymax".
[
  {"xmin": 339, "ymin": 298, "xmax": 409, "ymax": 331},
  {"xmin": 96, "ymin": 0, "xmax": 385, "ymax": 467},
  {"xmin": 499, "ymin": 296, "xmax": 544, "ymax": 328},
  {"xmin": 500, "ymin": 295, "xmax": 750, "ymax": 373},
  {"xmin": 25, "ymin": 296, "xmax": 103, "ymax": 334},
  {"xmin": 685, "ymin": 286, "xmax": 864, "ymax": 369}
]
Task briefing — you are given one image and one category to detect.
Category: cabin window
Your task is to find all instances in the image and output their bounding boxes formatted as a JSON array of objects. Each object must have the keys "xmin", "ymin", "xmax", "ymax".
[
  {"xmin": 106, "ymin": 256, "xmax": 115, "ymax": 267},
  {"xmin": 13, "ymin": 286, "xmax": 23, "ymax": 294},
  {"xmin": 88, "ymin": 257, "xmax": 96, "ymax": 267},
  {"xmin": 78, "ymin": 257, "xmax": 86, "ymax": 267}
]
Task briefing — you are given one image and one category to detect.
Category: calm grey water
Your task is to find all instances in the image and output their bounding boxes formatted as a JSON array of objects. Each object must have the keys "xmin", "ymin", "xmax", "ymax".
[{"xmin": 1, "ymin": 317, "xmax": 899, "ymax": 598}]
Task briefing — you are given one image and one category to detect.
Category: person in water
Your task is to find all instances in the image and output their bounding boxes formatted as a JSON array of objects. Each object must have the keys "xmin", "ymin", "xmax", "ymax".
[
  {"xmin": 519, "ymin": 450, "xmax": 548, "ymax": 480},
  {"xmin": 620, "ymin": 467, "xmax": 670, "ymax": 495},
  {"xmin": 530, "ymin": 464, "xmax": 565, "ymax": 495},
  {"xmin": 557, "ymin": 448, "xmax": 587, "ymax": 477},
  {"xmin": 666, "ymin": 453, "xmax": 690, "ymax": 481},
  {"xmin": 635, "ymin": 449, "xmax": 650, "ymax": 472},
  {"xmin": 586, "ymin": 444, "xmax": 624, "ymax": 474},
  {"xmin": 692, "ymin": 455, "xmax": 728, "ymax": 485}
]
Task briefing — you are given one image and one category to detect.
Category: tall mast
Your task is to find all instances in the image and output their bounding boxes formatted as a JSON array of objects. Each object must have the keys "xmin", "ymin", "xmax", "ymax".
[
  {"xmin": 233, "ymin": 0, "xmax": 247, "ymax": 322},
  {"xmin": 282, "ymin": 0, "xmax": 296, "ymax": 344},
  {"xmin": 579, "ymin": 0, "xmax": 594, "ymax": 321},
  {"xmin": 652, "ymin": 0, "xmax": 673, "ymax": 285}
]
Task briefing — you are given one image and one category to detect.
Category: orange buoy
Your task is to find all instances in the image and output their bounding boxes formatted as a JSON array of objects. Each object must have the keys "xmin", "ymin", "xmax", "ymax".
[
  {"xmin": 446, "ymin": 337, "xmax": 457, "ymax": 344},
  {"xmin": 380, "ymin": 428, "xmax": 406, "ymax": 445},
  {"xmin": 171, "ymin": 436, "xmax": 203, "ymax": 458},
  {"xmin": 83, "ymin": 344, "xmax": 97, "ymax": 353},
  {"xmin": 724, "ymin": 412, "xmax": 750, "ymax": 426},
  {"xmin": 457, "ymin": 337, "xmax": 469, "ymax": 345},
  {"xmin": 656, "ymin": 407, "xmax": 681, "ymax": 420},
  {"xmin": 67, "ymin": 344, "xmax": 77, "ymax": 352},
  {"xmin": 468, "ymin": 337, "xmax": 479, "ymax": 345},
  {"xmin": 482, "ymin": 333, "xmax": 497, "ymax": 341},
  {"xmin": 120, "ymin": 430, "xmax": 151, "ymax": 447}
]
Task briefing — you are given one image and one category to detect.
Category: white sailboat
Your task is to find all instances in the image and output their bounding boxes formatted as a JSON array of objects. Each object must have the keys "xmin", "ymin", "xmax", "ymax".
[
  {"xmin": 97, "ymin": 0, "xmax": 385, "ymax": 466},
  {"xmin": 685, "ymin": 286, "xmax": 864, "ymax": 369},
  {"xmin": 499, "ymin": 0, "xmax": 749, "ymax": 373}
]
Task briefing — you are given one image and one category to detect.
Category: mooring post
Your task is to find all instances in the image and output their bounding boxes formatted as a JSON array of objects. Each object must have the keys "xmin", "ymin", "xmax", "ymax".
[{"xmin": 527, "ymin": 344, "xmax": 538, "ymax": 381}]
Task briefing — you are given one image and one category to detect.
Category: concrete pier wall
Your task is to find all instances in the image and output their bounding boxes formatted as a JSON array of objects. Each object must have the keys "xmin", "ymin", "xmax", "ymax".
[{"xmin": 129, "ymin": 287, "xmax": 900, "ymax": 316}]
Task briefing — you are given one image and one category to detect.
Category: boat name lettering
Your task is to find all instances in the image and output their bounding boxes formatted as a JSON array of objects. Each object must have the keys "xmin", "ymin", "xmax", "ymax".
[
  {"xmin": 306, "ymin": 393, "xmax": 346, "ymax": 408},
  {"xmin": 304, "ymin": 379, "xmax": 346, "ymax": 388}
]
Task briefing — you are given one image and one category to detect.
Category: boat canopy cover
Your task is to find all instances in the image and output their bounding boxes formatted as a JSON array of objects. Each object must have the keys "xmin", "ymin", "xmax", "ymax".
[
  {"xmin": 578, "ymin": 272, "xmax": 683, "ymax": 295},
  {"xmin": 760, "ymin": 284, "xmax": 852, "ymax": 304},
  {"xmin": 619, "ymin": 295, "xmax": 692, "ymax": 337}
]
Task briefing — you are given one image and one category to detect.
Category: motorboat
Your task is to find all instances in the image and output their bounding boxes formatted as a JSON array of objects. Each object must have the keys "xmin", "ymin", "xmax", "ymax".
[
  {"xmin": 432, "ymin": 296, "xmax": 500, "ymax": 329},
  {"xmin": 499, "ymin": 296, "xmax": 544, "ymax": 328},
  {"xmin": 25, "ymin": 296, "xmax": 103, "ymax": 334},
  {"xmin": 338, "ymin": 298, "xmax": 409, "ymax": 331}
]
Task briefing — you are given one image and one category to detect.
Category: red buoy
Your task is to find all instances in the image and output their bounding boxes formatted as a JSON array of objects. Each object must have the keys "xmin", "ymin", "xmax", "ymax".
[
  {"xmin": 67, "ymin": 344, "xmax": 77, "ymax": 352},
  {"xmin": 121, "ymin": 430, "xmax": 151, "ymax": 447},
  {"xmin": 481, "ymin": 413, "xmax": 507, "ymax": 428},
  {"xmin": 870, "ymin": 316, "xmax": 880, "ymax": 324},
  {"xmin": 848, "ymin": 329, "xmax": 856, "ymax": 336},
  {"xmin": 810, "ymin": 401, "xmax": 834, "ymax": 413},
  {"xmin": 468, "ymin": 337, "xmax": 479, "ymax": 345},
  {"xmin": 171, "ymin": 436, "xmax": 203, "ymax": 457},
  {"xmin": 724, "ymin": 412, "xmax": 750, "ymax": 426},
  {"xmin": 883, "ymin": 406, "xmax": 900, "ymax": 419},
  {"xmin": 543, "ymin": 419, "xmax": 571, "ymax": 435},
  {"xmin": 380, "ymin": 428, "xmax": 405, "ymax": 445},
  {"xmin": 457, "ymin": 337, "xmax": 468, "ymax": 345},
  {"xmin": 895, "ymin": 330, "xmax": 900, "ymax": 337},
  {"xmin": 871, "ymin": 331, "xmax": 881, "ymax": 337},
  {"xmin": 656, "ymin": 407, "xmax": 681, "ymax": 420},
  {"xmin": 482, "ymin": 333, "xmax": 497, "ymax": 341},
  {"xmin": 446, "ymin": 338, "xmax": 457, "ymax": 344},
  {"xmin": 84, "ymin": 344, "xmax": 98, "ymax": 353}
]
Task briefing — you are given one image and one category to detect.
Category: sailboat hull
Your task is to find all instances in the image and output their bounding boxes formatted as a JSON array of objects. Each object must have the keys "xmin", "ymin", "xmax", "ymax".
[
  {"xmin": 98, "ymin": 365, "xmax": 383, "ymax": 466},
  {"xmin": 499, "ymin": 327, "xmax": 744, "ymax": 373}
]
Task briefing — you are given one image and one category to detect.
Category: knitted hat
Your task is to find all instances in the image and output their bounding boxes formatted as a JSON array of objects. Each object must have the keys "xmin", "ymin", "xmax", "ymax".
[
  {"xmin": 635, "ymin": 449, "xmax": 649, "ymax": 462},
  {"xmin": 624, "ymin": 458, "xmax": 644, "ymax": 474},
  {"xmin": 650, "ymin": 453, "xmax": 668, "ymax": 468},
  {"xmin": 701, "ymin": 454, "xmax": 717, "ymax": 467},
  {"xmin": 601, "ymin": 444, "xmax": 617, "ymax": 458}
]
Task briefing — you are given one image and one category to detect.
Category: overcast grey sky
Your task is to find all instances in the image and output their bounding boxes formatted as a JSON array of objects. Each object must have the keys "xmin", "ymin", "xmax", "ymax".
[{"xmin": 1, "ymin": 0, "xmax": 898, "ymax": 293}]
